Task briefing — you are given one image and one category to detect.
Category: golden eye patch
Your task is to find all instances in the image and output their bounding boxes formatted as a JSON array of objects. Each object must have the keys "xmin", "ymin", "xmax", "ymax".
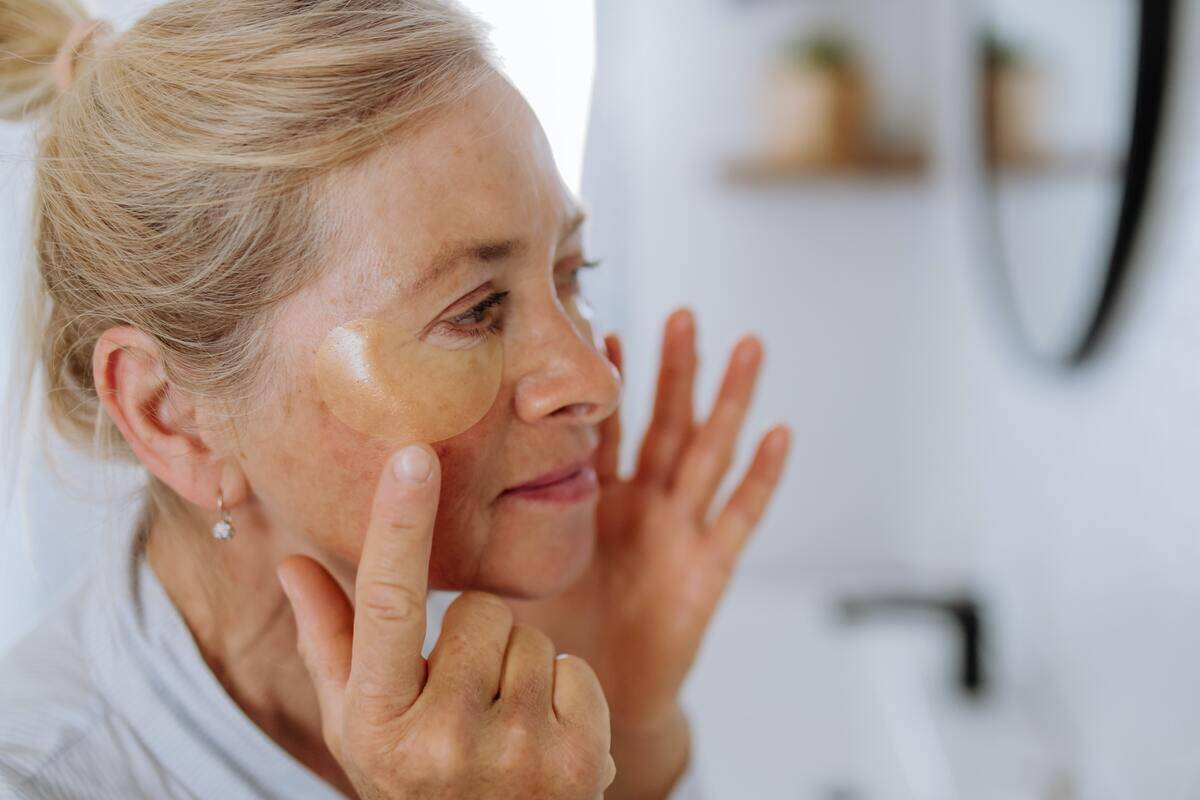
[{"xmin": 315, "ymin": 318, "xmax": 504, "ymax": 444}]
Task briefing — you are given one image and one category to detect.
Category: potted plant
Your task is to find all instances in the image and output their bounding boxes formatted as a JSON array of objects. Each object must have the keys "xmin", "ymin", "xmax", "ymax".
[
  {"xmin": 762, "ymin": 30, "xmax": 866, "ymax": 167},
  {"xmin": 984, "ymin": 32, "xmax": 1046, "ymax": 166}
]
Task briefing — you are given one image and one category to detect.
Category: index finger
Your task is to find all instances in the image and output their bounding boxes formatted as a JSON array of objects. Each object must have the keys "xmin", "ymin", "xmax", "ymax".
[{"xmin": 348, "ymin": 444, "xmax": 441, "ymax": 718}]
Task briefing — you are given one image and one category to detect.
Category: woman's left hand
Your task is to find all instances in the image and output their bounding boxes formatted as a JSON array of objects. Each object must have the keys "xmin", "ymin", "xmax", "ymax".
[{"xmin": 505, "ymin": 307, "xmax": 792, "ymax": 741}]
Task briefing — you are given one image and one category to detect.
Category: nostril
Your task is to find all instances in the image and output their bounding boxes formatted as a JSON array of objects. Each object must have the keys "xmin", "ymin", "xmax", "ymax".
[
  {"xmin": 553, "ymin": 402, "xmax": 607, "ymax": 423},
  {"xmin": 560, "ymin": 402, "xmax": 595, "ymax": 418}
]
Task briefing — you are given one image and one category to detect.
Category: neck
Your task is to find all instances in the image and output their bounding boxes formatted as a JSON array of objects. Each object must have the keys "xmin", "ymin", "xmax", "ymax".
[{"xmin": 144, "ymin": 509, "xmax": 358, "ymax": 799}]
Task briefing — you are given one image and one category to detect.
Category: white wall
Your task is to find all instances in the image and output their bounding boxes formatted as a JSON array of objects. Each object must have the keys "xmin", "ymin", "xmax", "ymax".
[
  {"xmin": 583, "ymin": 0, "xmax": 944, "ymax": 578},
  {"xmin": 915, "ymin": 2, "xmax": 1200, "ymax": 796},
  {"xmin": 585, "ymin": 0, "xmax": 1200, "ymax": 796}
]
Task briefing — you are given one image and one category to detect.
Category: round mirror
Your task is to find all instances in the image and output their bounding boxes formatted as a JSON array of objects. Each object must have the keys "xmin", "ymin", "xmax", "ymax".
[{"xmin": 978, "ymin": 0, "xmax": 1173, "ymax": 365}]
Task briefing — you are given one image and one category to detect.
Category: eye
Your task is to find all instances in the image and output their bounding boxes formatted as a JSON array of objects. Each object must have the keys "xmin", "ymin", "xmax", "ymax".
[
  {"xmin": 559, "ymin": 258, "xmax": 602, "ymax": 294},
  {"xmin": 434, "ymin": 290, "xmax": 509, "ymax": 343}
]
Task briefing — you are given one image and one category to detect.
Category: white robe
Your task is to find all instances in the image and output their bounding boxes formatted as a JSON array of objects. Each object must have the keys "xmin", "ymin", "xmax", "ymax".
[{"xmin": 0, "ymin": 522, "xmax": 704, "ymax": 799}]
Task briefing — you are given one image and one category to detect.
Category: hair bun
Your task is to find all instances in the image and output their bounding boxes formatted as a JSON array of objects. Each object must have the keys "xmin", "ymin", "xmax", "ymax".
[
  {"xmin": 52, "ymin": 17, "xmax": 113, "ymax": 92},
  {"xmin": 0, "ymin": 1, "xmax": 106, "ymax": 120}
]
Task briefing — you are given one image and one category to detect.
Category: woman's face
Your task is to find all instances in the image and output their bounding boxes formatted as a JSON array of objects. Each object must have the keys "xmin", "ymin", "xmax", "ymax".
[{"xmin": 235, "ymin": 72, "xmax": 621, "ymax": 598}]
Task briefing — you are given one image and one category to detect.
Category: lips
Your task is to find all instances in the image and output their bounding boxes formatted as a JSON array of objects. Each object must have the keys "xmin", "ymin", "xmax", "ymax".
[{"xmin": 503, "ymin": 454, "xmax": 594, "ymax": 493}]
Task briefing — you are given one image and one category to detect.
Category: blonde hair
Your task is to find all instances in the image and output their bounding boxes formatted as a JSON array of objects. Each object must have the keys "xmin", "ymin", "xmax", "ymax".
[{"xmin": 1, "ymin": 0, "xmax": 495, "ymax": 526}]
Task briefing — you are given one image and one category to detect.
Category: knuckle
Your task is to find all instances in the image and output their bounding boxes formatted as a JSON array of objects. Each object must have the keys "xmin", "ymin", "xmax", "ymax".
[
  {"xmin": 555, "ymin": 737, "xmax": 609, "ymax": 795},
  {"xmin": 432, "ymin": 658, "xmax": 488, "ymax": 706},
  {"xmin": 700, "ymin": 442, "xmax": 732, "ymax": 472},
  {"xmin": 350, "ymin": 710, "xmax": 471, "ymax": 785},
  {"xmin": 357, "ymin": 576, "xmax": 424, "ymax": 624},
  {"xmin": 507, "ymin": 669, "xmax": 551, "ymax": 710},
  {"xmin": 658, "ymin": 424, "xmax": 687, "ymax": 450},
  {"xmin": 555, "ymin": 653, "xmax": 601, "ymax": 686},
  {"xmin": 727, "ymin": 500, "xmax": 759, "ymax": 532},
  {"xmin": 453, "ymin": 590, "xmax": 514, "ymax": 627},
  {"xmin": 339, "ymin": 722, "xmax": 389, "ymax": 774},
  {"xmin": 380, "ymin": 513, "xmax": 423, "ymax": 534},
  {"xmin": 419, "ymin": 715, "xmax": 473, "ymax": 779},
  {"xmin": 430, "ymin": 625, "xmax": 505, "ymax": 682},
  {"xmin": 494, "ymin": 715, "xmax": 541, "ymax": 774},
  {"xmin": 349, "ymin": 672, "xmax": 400, "ymax": 708},
  {"xmin": 512, "ymin": 622, "xmax": 555, "ymax": 653},
  {"xmin": 341, "ymin": 690, "xmax": 419, "ymax": 753},
  {"xmin": 552, "ymin": 660, "xmax": 606, "ymax": 726}
]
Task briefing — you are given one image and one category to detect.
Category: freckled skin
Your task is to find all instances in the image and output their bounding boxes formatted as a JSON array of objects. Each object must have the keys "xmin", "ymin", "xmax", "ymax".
[{"xmin": 223, "ymin": 72, "xmax": 621, "ymax": 601}]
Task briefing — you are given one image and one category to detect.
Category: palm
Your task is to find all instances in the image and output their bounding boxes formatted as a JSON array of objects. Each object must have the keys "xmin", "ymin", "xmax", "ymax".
[{"xmin": 505, "ymin": 309, "xmax": 792, "ymax": 730}]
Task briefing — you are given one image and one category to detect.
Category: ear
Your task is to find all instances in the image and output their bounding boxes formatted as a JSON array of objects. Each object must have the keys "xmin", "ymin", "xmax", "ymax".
[{"xmin": 92, "ymin": 326, "xmax": 248, "ymax": 511}]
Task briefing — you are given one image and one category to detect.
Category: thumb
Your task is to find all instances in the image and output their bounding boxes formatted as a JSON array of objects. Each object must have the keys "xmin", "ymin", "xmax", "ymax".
[{"xmin": 277, "ymin": 554, "xmax": 353, "ymax": 751}]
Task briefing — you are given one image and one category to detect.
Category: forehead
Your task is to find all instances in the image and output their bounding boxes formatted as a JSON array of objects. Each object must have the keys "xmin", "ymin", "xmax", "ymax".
[{"xmin": 319, "ymin": 74, "xmax": 578, "ymax": 306}]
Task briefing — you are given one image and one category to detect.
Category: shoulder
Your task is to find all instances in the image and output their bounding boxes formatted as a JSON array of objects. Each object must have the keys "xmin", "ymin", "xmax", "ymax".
[{"xmin": 0, "ymin": 574, "xmax": 114, "ymax": 797}]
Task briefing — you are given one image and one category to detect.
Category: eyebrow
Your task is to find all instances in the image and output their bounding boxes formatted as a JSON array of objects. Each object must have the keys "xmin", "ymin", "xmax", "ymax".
[{"xmin": 399, "ymin": 208, "xmax": 589, "ymax": 296}]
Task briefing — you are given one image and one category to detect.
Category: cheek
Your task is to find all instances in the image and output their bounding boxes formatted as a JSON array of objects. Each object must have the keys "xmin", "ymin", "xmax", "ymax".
[
  {"xmin": 423, "ymin": 428, "xmax": 500, "ymax": 587},
  {"xmin": 311, "ymin": 419, "xmax": 496, "ymax": 578},
  {"xmin": 269, "ymin": 387, "xmax": 394, "ymax": 563},
  {"xmin": 239, "ymin": 338, "xmax": 507, "ymax": 589},
  {"xmin": 276, "ymin": 383, "xmax": 501, "ymax": 581}
]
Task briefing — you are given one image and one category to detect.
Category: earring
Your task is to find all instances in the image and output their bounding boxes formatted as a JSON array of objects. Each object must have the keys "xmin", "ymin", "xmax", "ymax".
[{"xmin": 212, "ymin": 489, "xmax": 235, "ymax": 541}]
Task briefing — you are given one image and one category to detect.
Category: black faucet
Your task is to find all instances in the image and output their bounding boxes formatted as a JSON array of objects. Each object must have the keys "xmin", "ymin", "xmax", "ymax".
[{"xmin": 836, "ymin": 591, "xmax": 987, "ymax": 698}]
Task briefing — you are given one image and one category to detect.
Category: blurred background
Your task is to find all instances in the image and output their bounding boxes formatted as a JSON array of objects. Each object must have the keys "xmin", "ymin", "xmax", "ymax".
[{"xmin": 4, "ymin": 1, "xmax": 1200, "ymax": 798}]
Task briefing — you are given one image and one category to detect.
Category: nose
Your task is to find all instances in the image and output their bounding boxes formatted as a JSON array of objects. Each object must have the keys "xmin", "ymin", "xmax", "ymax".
[{"xmin": 510, "ymin": 297, "xmax": 622, "ymax": 427}]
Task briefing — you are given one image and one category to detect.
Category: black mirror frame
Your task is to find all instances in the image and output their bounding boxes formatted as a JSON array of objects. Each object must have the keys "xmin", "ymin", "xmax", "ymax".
[{"xmin": 979, "ymin": 0, "xmax": 1176, "ymax": 367}]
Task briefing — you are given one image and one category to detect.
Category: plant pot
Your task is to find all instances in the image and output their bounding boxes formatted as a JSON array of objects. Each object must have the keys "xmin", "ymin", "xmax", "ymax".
[
  {"xmin": 762, "ymin": 62, "xmax": 866, "ymax": 167},
  {"xmin": 986, "ymin": 63, "xmax": 1046, "ymax": 166}
]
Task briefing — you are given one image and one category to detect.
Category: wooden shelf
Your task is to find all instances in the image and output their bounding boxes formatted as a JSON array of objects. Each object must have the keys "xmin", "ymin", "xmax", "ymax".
[
  {"xmin": 988, "ymin": 152, "xmax": 1124, "ymax": 179},
  {"xmin": 723, "ymin": 150, "xmax": 930, "ymax": 185}
]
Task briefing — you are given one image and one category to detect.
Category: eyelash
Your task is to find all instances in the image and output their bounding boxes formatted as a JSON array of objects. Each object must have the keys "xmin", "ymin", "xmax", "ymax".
[
  {"xmin": 441, "ymin": 259, "xmax": 603, "ymax": 342},
  {"xmin": 567, "ymin": 259, "xmax": 602, "ymax": 290},
  {"xmin": 443, "ymin": 291, "xmax": 510, "ymax": 342}
]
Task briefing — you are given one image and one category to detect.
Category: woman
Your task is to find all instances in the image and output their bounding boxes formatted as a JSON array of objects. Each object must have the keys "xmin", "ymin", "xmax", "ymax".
[{"xmin": 0, "ymin": 1, "xmax": 792, "ymax": 798}]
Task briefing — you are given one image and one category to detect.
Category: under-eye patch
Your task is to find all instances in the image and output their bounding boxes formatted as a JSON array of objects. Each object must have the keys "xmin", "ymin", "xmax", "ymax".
[
  {"xmin": 315, "ymin": 318, "xmax": 504, "ymax": 444},
  {"xmin": 316, "ymin": 289, "xmax": 605, "ymax": 444}
]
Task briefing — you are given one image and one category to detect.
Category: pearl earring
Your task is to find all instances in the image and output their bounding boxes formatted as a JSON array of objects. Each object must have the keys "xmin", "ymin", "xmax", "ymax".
[{"xmin": 212, "ymin": 489, "xmax": 234, "ymax": 541}]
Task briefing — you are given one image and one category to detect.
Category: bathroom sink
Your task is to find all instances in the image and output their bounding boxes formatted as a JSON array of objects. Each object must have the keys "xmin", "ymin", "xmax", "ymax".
[
  {"xmin": 682, "ymin": 578, "xmax": 929, "ymax": 800},
  {"xmin": 682, "ymin": 575, "xmax": 1071, "ymax": 799}
]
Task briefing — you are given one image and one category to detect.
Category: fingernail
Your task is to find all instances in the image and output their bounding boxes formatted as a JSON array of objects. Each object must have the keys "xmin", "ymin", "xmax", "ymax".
[
  {"xmin": 393, "ymin": 445, "xmax": 432, "ymax": 484},
  {"xmin": 555, "ymin": 652, "xmax": 571, "ymax": 661}
]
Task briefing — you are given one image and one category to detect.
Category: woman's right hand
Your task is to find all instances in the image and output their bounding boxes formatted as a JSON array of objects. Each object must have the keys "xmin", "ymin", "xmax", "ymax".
[{"xmin": 276, "ymin": 444, "xmax": 616, "ymax": 800}]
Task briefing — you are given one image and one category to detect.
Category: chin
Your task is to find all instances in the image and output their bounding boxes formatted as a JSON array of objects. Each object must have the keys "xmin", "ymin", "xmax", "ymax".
[{"xmin": 474, "ymin": 502, "xmax": 598, "ymax": 599}]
